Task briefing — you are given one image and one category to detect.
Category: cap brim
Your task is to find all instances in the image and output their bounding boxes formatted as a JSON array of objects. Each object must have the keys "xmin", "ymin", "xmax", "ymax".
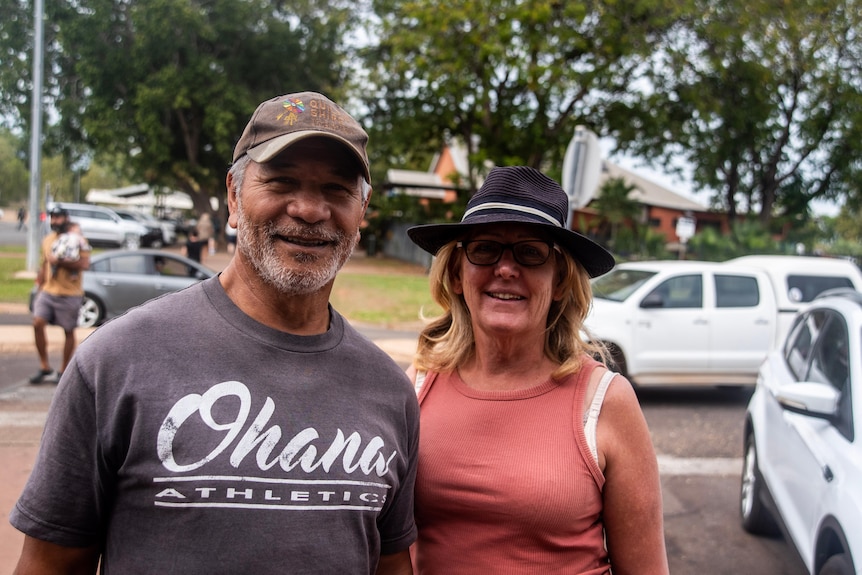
[
  {"xmin": 246, "ymin": 131, "xmax": 371, "ymax": 183},
  {"xmin": 408, "ymin": 217, "xmax": 615, "ymax": 278}
]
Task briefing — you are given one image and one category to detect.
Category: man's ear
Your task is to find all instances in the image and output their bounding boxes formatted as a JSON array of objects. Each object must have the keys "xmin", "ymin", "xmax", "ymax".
[{"xmin": 226, "ymin": 172, "xmax": 239, "ymax": 228}]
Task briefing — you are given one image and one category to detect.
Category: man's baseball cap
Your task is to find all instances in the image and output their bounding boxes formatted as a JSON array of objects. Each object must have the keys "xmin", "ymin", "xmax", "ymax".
[
  {"xmin": 232, "ymin": 91, "xmax": 370, "ymax": 183},
  {"xmin": 48, "ymin": 206, "xmax": 68, "ymax": 217}
]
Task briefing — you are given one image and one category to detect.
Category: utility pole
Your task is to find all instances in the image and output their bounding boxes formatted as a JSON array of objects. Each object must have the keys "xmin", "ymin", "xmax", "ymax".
[{"xmin": 25, "ymin": 0, "xmax": 45, "ymax": 273}]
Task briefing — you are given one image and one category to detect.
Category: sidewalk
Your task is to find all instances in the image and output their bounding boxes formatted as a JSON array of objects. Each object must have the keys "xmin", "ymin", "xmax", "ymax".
[{"xmin": 0, "ymin": 247, "xmax": 419, "ymax": 570}]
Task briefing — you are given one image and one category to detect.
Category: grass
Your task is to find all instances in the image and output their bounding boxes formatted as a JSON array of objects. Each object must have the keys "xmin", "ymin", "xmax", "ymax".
[
  {"xmin": 331, "ymin": 271, "xmax": 441, "ymax": 328},
  {"xmin": 0, "ymin": 247, "xmax": 442, "ymax": 328},
  {"xmin": 0, "ymin": 248, "xmax": 33, "ymax": 305}
]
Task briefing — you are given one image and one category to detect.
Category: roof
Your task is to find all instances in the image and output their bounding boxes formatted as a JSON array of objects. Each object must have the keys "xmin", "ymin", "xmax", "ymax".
[{"xmin": 597, "ymin": 161, "xmax": 708, "ymax": 212}]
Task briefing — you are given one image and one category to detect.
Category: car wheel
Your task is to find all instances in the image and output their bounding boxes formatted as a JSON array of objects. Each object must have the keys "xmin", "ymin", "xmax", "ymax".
[
  {"xmin": 740, "ymin": 433, "xmax": 779, "ymax": 535},
  {"xmin": 819, "ymin": 553, "xmax": 854, "ymax": 575},
  {"xmin": 78, "ymin": 294, "xmax": 104, "ymax": 328}
]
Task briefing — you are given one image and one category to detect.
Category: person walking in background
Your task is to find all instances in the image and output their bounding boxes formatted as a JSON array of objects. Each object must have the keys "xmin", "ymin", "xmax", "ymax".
[
  {"xmin": 10, "ymin": 91, "xmax": 419, "ymax": 575},
  {"xmin": 405, "ymin": 166, "xmax": 669, "ymax": 575},
  {"xmin": 17, "ymin": 207, "xmax": 27, "ymax": 231},
  {"xmin": 181, "ymin": 227, "xmax": 207, "ymax": 266},
  {"xmin": 225, "ymin": 220, "xmax": 237, "ymax": 255},
  {"xmin": 196, "ymin": 211, "xmax": 216, "ymax": 255},
  {"xmin": 28, "ymin": 206, "xmax": 91, "ymax": 384}
]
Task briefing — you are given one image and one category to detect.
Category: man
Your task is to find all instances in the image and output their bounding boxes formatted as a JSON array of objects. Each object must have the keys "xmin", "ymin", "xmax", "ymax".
[
  {"xmin": 28, "ymin": 206, "xmax": 91, "ymax": 384},
  {"xmin": 10, "ymin": 92, "xmax": 419, "ymax": 574}
]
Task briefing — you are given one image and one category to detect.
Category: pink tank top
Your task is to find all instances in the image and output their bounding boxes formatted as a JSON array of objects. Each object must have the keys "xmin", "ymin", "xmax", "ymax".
[{"xmin": 414, "ymin": 357, "xmax": 610, "ymax": 574}]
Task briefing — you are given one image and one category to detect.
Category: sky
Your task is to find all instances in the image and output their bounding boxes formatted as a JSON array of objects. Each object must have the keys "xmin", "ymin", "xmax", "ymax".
[{"xmin": 600, "ymin": 139, "xmax": 842, "ymax": 217}]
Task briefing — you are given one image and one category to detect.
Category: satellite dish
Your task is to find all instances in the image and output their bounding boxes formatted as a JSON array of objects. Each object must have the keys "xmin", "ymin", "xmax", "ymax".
[{"xmin": 562, "ymin": 126, "xmax": 601, "ymax": 228}]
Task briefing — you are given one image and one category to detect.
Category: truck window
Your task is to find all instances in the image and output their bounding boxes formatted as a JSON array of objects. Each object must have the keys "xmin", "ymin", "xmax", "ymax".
[
  {"xmin": 591, "ymin": 269, "xmax": 656, "ymax": 302},
  {"xmin": 643, "ymin": 274, "xmax": 703, "ymax": 308},
  {"xmin": 786, "ymin": 275, "xmax": 854, "ymax": 303},
  {"xmin": 715, "ymin": 274, "xmax": 760, "ymax": 308}
]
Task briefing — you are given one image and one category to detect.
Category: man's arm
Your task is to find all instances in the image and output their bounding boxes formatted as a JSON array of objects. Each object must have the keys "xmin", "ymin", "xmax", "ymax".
[
  {"xmin": 375, "ymin": 550, "xmax": 412, "ymax": 575},
  {"xmin": 13, "ymin": 535, "xmax": 100, "ymax": 575}
]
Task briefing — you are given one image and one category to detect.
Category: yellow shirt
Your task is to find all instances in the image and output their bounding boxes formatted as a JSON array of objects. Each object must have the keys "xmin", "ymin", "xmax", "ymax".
[{"xmin": 40, "ymin": 231, "xmax": 90, "ymax": 296}]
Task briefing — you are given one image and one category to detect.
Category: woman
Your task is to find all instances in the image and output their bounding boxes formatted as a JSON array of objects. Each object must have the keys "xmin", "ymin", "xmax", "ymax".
[{"xmin": 406, "ymin": 166, "xmax": 669, "ymax": 575}]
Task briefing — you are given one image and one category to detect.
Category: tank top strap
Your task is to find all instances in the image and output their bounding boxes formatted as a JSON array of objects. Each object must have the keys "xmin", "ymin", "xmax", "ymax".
[{"xmin": 583, "ymin": 369, "xmax": 617, "ymax": 463}]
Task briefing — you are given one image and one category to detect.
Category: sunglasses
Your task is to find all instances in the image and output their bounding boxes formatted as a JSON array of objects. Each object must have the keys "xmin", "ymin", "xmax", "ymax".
[{"xmin": 457, "ymin": 239, "xmax": 555, "ymax": 267}]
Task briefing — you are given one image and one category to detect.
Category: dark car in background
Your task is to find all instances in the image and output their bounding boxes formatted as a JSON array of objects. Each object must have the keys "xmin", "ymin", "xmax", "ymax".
[
  {"xmin": 113, "ymin": 209, "xmax": 166, "ymax": 248},
  {"xmin": 79, "ymin": 249, "xmax": 215, "ymax": 327}
]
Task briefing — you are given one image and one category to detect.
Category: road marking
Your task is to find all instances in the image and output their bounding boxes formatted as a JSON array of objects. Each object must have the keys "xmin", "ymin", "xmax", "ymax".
[
  {"xmin": 0, "ymin": 412, "xmax": 47, "ymax": 427},
  {"xmin": 658, "ymin": 454, "xmax": 741, "ymax": 477}
]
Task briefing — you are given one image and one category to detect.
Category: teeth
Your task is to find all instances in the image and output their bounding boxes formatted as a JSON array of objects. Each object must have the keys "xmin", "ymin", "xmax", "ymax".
[{"xmin": 490, "ymin": 292, "xmax": 522, "ymax": 300}]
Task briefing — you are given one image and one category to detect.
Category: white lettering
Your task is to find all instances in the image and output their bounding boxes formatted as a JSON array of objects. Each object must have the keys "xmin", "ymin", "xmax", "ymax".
[
  {"xmin": 196, "ymin": 487, "xmax": 217, "ymax": 498},
  {"xmin": 157, "ymin": 381, "xmax": 399, "ymax": 479},
  {"xmin": 155, "ymin": 488, "xmax": 186, "ymax": 499}
]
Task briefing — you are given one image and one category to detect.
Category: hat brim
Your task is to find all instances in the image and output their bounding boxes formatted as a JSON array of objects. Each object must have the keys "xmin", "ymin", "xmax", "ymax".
[
  {"xmin": 247, "ymin": 131, "xmax": 371, "ymax": 183},
  {"xmin": 407, "ymin": 215, "xmax": 615, "ymax": 278}
]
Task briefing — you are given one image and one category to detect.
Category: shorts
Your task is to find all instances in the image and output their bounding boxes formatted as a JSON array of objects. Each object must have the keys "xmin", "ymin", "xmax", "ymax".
[{"xmin": 33, "ymin": 291, "xmax": 82, "ymax": 331}]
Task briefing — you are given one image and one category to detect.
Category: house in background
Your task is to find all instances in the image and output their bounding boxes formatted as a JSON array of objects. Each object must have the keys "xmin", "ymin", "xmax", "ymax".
[
  {"xmin": 381, "ymin": 142, "xmax": 728, "ymax": 262},
  {"xmin": 575, "ymin": 161, "xmax": 729, "ymax": 253}
]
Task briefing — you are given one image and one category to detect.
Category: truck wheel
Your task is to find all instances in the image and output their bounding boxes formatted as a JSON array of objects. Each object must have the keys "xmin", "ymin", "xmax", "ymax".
[{"xmin": 605, "ymin": 343, "xmax": 628, "ymax": 377}]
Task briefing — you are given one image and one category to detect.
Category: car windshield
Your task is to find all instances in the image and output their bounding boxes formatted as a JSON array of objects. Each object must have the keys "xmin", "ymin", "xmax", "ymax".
[{"xmin": 591, "ymin": 268, "xmax": 657, "ymax": 301}]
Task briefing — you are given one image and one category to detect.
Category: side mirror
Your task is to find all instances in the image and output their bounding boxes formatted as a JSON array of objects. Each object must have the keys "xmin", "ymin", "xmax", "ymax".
[{"xmin": 776, "ymin": 381, "xmax": 840, "ymax": 419}]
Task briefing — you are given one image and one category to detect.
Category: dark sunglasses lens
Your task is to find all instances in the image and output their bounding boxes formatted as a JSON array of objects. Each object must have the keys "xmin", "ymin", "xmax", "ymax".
[
  {"xmin": 464, "ymin": 241, "xmax": 551, "ymax": 266},
  {"xmin": 466, "ymin": 241, "xmax": 502, "ymax": 265},
  {"xmin": 514, "ymin": 242, "xmax": 551, "ymax": 266}
]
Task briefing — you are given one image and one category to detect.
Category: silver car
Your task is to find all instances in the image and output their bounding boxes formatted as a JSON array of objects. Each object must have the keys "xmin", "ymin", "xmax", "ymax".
[{"xmin": 79, "ymin": 249, "xmax": 215, "ymax": 327}]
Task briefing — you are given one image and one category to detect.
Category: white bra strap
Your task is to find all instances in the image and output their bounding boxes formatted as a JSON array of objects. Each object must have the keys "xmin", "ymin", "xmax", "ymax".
[
  {"xmin": 584, "ymin": 370, "xmax": 617, "ymax": 464},
  {"xmin": 415, "ymin": 370, "xmax": 427, "ymax": 397}
]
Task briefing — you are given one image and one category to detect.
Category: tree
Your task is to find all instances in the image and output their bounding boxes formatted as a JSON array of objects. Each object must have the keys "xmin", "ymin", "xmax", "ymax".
[
  {"xmin": 0, "ymin": 129, "xmax": 29, "ymax": 206},
  {"xmin": 592, "ymin": 177, "xmax": 643, "ymax": 252},
  {"xmin": 1, "ymin": 0, "xmax": 360, "ymax": 215},
  {"xmin": 363, "ymin": 0, "xmax": 684, "ymax": 192},
  {"xmin": 608, "ymin": 0, "xmax": 862, "ymax": 226}
]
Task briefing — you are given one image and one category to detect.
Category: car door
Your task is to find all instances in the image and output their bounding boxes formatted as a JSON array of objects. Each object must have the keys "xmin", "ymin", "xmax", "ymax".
[
  {"xmin": 709, "ymin": 272, "xmax": 774, "ymax": 374},
  {"xmin": 95, "ymin": 253, "xmax": 160, "ymax": 318},
  {"xmin": 632, "ymin": 273, "xmax": 709, "ymax": 372},
  {"xmin": 763, "ymin": 310, "xmax": 852, "ymax": 556}
]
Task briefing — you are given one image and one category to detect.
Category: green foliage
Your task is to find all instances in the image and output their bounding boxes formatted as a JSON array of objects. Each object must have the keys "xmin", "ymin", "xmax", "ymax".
[
  {"xmin": 592, "ymin": 177, "xmax": 644, "ymax": 253},
  {"xmin": 609, "ymin": 0, "xmax": 862, "ymax": 224},
  {"xmin": 687, "ymin": 219, "xmax": 779, "ymax": 261},
  {"xmin": 363, "ymin": 0, "xmax": 683, "ymax": 186},
  {"xmin": 0, "ymin": 130, "xmax": 29, "ymax": 206},
  {"xmin": 1, "ymin": 0, "xmax": 362, "ymax": 215}
]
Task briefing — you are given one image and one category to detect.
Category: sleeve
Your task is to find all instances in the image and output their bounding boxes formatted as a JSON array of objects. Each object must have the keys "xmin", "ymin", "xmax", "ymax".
[{"xmin": 9, "ymin": 361, "xmax": 110, "ymax": 547}]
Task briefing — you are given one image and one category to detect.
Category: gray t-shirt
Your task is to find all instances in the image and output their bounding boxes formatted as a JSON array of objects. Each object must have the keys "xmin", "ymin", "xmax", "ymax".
[{"xmin": 11, "ymin": 277, "xmax": 419, "ymax": 574}]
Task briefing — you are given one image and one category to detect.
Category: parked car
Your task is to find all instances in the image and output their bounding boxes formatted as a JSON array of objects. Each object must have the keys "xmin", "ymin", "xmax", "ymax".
[
  {"xmin": 113, "ymin": 208, "xmax": 165, "ymax": 248},
  {"xmin": 113, "ymin": 208, "xmax": 177, "ymax": 247},
  {"xmin": 586, "ymin": 256, "xmax": 862, "ymax": 387},
  {"xmin": 79, "ymin": 249, "xmax": 215, "ymax": 327},
  {"xmin": 740, "ymin": 289, "xmax": 861, "ymax": 575},
  {"xmin": 49, "ymin": 202, "xmax": 148, "ymax": 249}
]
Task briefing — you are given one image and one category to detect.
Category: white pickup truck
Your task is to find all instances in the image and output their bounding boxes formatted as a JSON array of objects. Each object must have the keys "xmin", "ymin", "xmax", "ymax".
[{"xmin": 585, "ymin": 255, "xmax": 862, "ymax": 387}]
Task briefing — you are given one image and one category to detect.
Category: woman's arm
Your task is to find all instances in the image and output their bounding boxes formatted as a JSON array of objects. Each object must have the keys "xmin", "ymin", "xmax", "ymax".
[{"xmin": 598, "ymin": 377, "xmax": 670, "ymax": 575}]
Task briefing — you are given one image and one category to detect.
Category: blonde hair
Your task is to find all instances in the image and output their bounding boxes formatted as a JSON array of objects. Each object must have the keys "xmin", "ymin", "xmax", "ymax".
[{"xmin": 414, "ymin": 241, "xmax": 609, "ymax": 380}]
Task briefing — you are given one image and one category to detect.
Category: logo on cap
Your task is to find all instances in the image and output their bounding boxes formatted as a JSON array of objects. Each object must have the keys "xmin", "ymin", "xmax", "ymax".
[{"xmin": 277, "ymin": 98, "xmax": 305, "ymax": 126}]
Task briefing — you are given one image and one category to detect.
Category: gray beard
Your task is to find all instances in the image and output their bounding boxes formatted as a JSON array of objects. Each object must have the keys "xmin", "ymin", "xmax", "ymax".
[{"xmin": 236, "ymin": 215, "xmax": 356, "ymax": 296}]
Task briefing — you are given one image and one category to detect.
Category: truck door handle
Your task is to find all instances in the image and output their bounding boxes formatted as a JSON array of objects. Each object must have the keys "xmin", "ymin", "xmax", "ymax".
[{"xmin": 693, "ymin": 319, "xmax": 708, "ymax": 325}]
